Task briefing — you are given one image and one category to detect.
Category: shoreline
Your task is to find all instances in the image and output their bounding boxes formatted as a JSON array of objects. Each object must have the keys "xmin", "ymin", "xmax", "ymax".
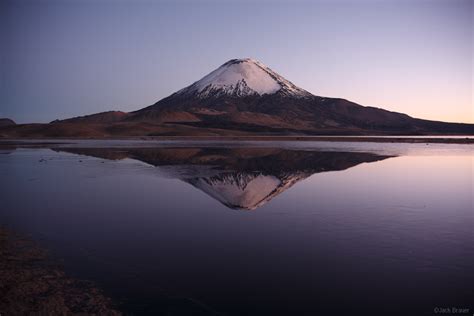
[
  {"xmin": 0, "ymin": 227, "xmax": 121, "ymax": 315},
  {"xmin": 1, "ymin": 135, "xmax": 474, "ymax": 145}
]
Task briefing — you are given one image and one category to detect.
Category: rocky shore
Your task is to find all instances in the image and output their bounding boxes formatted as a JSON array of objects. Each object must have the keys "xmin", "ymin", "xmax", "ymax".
[{"xmin": 0, "ymin": 228, "xmax": 121, "ymax": 315}]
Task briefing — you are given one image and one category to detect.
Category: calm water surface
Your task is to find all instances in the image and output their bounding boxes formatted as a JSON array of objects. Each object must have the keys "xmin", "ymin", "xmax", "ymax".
[{"xmin": 1, "ymin": 141, "xmax": 473, "ymax": 315}]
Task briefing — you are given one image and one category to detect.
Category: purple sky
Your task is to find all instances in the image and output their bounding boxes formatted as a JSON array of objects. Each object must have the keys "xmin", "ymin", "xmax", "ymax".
[{"xmin": 1, "ymin": 0, "xmax": 472, "ymax": 124}]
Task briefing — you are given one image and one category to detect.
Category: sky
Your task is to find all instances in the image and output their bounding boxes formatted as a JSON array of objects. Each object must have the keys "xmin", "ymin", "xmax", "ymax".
[{"xmin": 1, "ymin": 0, "xmax": 472, "ymax": 124}]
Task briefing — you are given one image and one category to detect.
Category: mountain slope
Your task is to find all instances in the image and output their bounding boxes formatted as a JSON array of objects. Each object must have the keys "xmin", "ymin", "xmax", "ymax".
[
  {"xmin": 129, "ymin": 58, "xmax": 473, "ymax": 135},
  {"xmin": 1, "ymin": 58, "xmax": 473, "ymax": 137},
  {"xmin": 51, "ymin": 111, "xmax": 130, "ymax": 124}
]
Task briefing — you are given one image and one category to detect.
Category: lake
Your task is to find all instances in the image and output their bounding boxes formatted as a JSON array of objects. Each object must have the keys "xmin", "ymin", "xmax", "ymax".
[{"xmin": 1, "ymin": 140, "xmax": 473, "ymax": 315}]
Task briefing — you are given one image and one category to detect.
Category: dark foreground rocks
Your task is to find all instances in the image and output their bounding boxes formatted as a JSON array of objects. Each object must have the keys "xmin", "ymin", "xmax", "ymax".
[{"xmin": 0, "ymin": 228, "xmax": 121, "ymax": 315}]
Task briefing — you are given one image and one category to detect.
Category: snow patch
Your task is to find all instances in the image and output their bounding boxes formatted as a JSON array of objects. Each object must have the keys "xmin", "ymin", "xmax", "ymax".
[
  {"xmin": 178, "ymin": 58, "xmax": 312, "ymax": 98},
  {"xmin": 196, "ymin": 59, "xmax": 281, "ymax": 95}
]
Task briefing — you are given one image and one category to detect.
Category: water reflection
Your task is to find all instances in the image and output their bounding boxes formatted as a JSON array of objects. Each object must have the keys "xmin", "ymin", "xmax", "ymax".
[
  {"xmin": 55, "ymin": 147, "xmax": 392, "ymax": 210},
  {"xmin": 1, "ymin": 145, "xmax": 472, "ymax": 315}
]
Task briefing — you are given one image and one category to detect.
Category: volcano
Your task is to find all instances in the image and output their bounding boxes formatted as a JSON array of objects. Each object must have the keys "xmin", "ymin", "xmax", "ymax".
[{"xmin": 1, "ymin": 58, "xmax": 473, "ymax": 137}]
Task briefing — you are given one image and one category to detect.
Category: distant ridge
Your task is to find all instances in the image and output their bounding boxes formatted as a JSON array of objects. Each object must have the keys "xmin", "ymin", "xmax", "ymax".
[
  {"xmin": 51, "ymin": 111, "xmax": 130, "ymax": 124},
  {"xmin": 0, "ymin": 118, "xmax": 16, "ymax": 127}
]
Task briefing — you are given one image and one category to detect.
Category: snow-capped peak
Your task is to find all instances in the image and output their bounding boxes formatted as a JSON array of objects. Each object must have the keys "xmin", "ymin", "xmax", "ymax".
[{"xmin": 177, "ymin": 58, "xmax": 313, "ymax": 98}]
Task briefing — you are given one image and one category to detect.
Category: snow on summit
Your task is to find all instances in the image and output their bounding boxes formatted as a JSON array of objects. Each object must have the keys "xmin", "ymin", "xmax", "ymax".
[
  {"xmin": 196, "ymin": 58, "xmax": 280, "ymax": 95},
  {"xmin": 178, "ymin": 58, "xmax": 312, "ymax": 98}
]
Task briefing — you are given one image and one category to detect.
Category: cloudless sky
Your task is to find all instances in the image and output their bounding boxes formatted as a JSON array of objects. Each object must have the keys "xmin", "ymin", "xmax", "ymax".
[{"xmin": 1, "ymin": 0, "xmax": 472, "ymax": 123}]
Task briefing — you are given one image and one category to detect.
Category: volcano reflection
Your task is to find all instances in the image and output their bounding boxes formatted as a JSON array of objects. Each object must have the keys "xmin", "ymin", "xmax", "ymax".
[{"xmin": 57, "ymin": 147, "xmax": 392, "ymax": 210}]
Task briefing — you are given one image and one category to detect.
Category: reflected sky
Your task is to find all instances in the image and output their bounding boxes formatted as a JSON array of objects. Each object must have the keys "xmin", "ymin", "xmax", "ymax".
[{"xmin": 0, "ymin": 144, "xmax": 472, "ymax": 315}]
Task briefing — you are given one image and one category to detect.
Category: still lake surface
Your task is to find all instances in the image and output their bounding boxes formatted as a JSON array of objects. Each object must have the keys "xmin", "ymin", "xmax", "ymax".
[{"xmin": 1, "ymin": 140, "xmax": 473, "ymax": 315}]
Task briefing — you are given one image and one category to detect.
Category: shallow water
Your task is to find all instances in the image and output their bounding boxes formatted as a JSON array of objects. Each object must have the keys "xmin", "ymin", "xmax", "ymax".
[{"xmin": 1, "ymin": 142, "xmax": 473, "ymax": 315}]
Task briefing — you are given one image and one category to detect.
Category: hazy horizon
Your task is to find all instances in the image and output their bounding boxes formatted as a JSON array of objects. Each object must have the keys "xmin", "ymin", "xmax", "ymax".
[{"xmin": 1, "ymin": 0, "xmax": 472, "ymax": 124}]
